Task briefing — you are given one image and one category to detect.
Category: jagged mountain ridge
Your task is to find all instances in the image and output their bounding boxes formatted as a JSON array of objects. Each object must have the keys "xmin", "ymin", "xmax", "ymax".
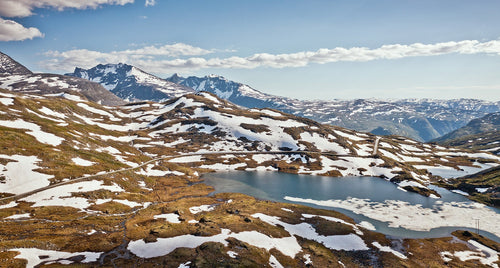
[
  {"xmin": 166, "ymin": 73, "xmax": 280, "ymax": 108},
  {"xmin": 67, "ymin": 63, "xmax": 194, "ymax": 101},
  {"xmin": 0, "ymin": 51, "xmax": 124, "ymax": 106}
]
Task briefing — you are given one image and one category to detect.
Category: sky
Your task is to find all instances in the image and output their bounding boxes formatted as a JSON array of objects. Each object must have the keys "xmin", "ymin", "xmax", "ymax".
[{"xmin": 1, "ymin": 0, "xmax": 500, "ymax": 101}]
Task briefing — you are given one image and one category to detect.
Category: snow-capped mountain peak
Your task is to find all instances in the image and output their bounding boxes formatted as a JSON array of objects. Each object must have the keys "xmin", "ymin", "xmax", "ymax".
[
  {"xmin": 0, "ymin": 51, "xmax": 32, "ymax": 75},
  {"xmin": 67, "ymin": 64, "xmax": 193, "ymax": 102},
  {"xmin": 165, "ymin": 73, "xmax": 278, "ymax": 108}
]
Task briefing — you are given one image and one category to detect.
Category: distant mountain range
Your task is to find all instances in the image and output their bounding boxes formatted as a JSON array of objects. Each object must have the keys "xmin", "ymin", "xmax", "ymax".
[
  {"xmin": 68, "ymin": 63, "xmax": 500, "ymax": 142},
  {"xmin": 434, "ymin": 112, "xmax": 500, "ymax": 155},
  {"xmin": 0, "ymin": 52, "xmax": 124, "ymax": 106}
]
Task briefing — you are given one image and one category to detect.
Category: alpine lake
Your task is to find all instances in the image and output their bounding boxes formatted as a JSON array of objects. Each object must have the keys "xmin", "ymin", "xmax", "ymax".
[{"xmin": 202, "ymin": 171, "xmax": 500, "ymax": 243}]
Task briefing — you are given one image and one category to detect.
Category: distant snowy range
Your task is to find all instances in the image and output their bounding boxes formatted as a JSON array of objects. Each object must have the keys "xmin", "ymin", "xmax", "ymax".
[{"xmin": 67, "ymin": 63, "xmax": 500, "ymax": 142}]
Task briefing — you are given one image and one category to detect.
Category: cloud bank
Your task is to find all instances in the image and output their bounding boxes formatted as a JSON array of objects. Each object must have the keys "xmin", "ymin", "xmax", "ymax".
[
  {"xmin": 0, "ymin": 0, "xmax": 135, "ymax": 42},
  {"xmin": 0, "ymin": 0, "xmax": 134, "ymax": 17},
  {"xmin": 41, "ymin": 43, "xmax": 215, "ymax": 71},
  {"xmin": 41, "ymin": 39, "xmax": 500, "ymax": 74}
]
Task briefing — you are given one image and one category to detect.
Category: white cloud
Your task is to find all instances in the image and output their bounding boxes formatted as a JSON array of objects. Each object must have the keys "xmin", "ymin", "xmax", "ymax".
[
  {"xmin": 40, "ymin": 43, "xmax": 214, "ymax": 71},
  {"xmin": 0, "ymin": 0, "xmax": 135, "ymax": 42},
  {"xmin": 0, "ymin": 0, "xmax": 135, "ymax": 18},
  {"xmin": 145, "ymin": 0, "xmax": 156, "ymax": 7},
  {"xmin": 0, "ymin": 18, "xmax": 43, "ymax": 41},
  {"xmin": 40, "ymin": 39, "xmax": 500, "ymax": 73}
]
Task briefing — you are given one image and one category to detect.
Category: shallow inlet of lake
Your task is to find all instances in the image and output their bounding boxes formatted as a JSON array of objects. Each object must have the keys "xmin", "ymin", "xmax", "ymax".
[{"xmin": 202, "ymin": 171, "xmax": 500, "ymax": 243}]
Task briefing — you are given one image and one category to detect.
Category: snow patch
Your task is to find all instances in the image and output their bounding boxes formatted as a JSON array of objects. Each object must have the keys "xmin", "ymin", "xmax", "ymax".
[
  {"xmin": 0, "ymin": 119, "xmax": 64, "ymax": 146},
  {"xmin": 357, "ymin": 221, "xmax": 376, "ymax": 231},
  {"xmin": 21, "ymin": 180, "xmax": 125, "ymax": 210},
  {"xmin": 252, "ymin": 213, "xmax": 368, "ymax": 251},
  {"xmin": 189, "ymin": 204, "xmax": 216, "ymax": 214},
  {"xmin": 11, "ymin": 248, "xmax": 101, "ymax": 268},
  {"xmin": 169, "ymin": 155, "xmax": 203, "ymax": 163},
  {"xmin": 154, "ymin": 213, "xmax": 181, "ymax": 223},
  {"xmin": 227, "ymin": 251, "xmax": 238, "ymax": 258},
  {"xmin": 372, "ymin": 242, "xmax": 407, "ymax": 259},
  {"xmin": 269, "ymin": 255, "xmax": 284, "ymax": 268},
  {"xmin": 5, "ymin": 213, "xmax": 30, "ymax": 220},
  {"xmin": 72, "ymin": 157, "xmax": 94, "ymax": 167},
  {"xmin": 0, "ymin": 154, "xmax": 54, "ymax": 195}
]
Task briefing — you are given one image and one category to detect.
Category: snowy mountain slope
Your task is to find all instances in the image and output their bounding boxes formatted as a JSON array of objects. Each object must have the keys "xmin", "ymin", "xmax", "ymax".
[
  {"xmin": 131, "ymin": 93, "xmax": 500, "ymax": 198},
  {"xmin": 167, "ymin": 74, "xmax": 500, "ymax": 142},
  {"xmin": 0, "ymin": 52, "xmax": 124, "ymax": 106},
  {"xmin": 0, "ymin": 52, "xmax": 32, "ymax": 75},
  {"xmin": 67, "ymin": 63, "xmax": 194, "ymax": 101},
  {"xmin": 435, "ymin": 130, "xmax": 500, "ymax": 156},
  {"xmin": 432, "ymin": 111, "xmax": 500, "ymax": 155},
  {"xmin": 166, "ymin": 74, "xmax": 280, "ymax": 108},
  {"xmin": 434, "ymin": 112, "xmax": 500, "ymax": 143},
  {"xmin": 1, "ymin": 89, "xmax": 500, "ymax": 267},
  {"xmin": 442, "ymin": 164, "xmax": 500, "ymax": 207},
  {"xmin": 284, "ymin": 98, "xmax": 500, "ymax": 141}
]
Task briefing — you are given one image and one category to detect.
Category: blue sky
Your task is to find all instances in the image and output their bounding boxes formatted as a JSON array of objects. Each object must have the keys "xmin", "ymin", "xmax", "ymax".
[{"xmin": 1, "ymin": 0, "xmax": 500, "ymax": 100}]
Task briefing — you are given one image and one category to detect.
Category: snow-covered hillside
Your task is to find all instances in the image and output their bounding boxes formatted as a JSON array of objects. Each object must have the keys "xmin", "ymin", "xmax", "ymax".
[
  {"xmin": 167, "ymin": 74, "xmax": 500, "ymax": 142},
  {"xmin": 1, "ymin": 86, "xmax": 496, "ymax": 200},
  {"xmin": 1, "ymin": 88, "xmax": 500, "ymax": 267}
]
